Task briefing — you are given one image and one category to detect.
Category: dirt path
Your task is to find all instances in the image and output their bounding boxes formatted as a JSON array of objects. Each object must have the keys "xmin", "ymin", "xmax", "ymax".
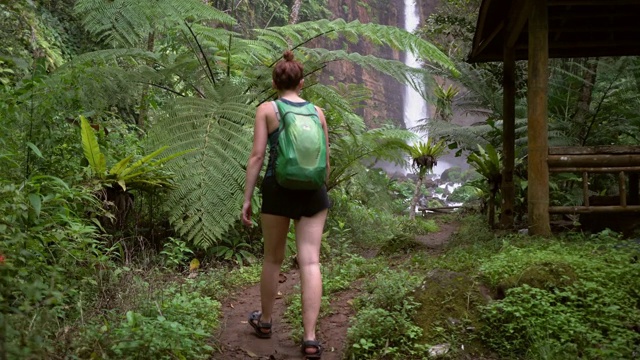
[{"xmin": 214, "ymin": 217, "xmax": 458, "ymax": 359}]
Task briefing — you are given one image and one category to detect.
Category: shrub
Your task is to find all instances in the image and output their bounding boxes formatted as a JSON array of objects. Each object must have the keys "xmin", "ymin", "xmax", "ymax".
[
  {"xmin": 479, "ymin": 232, "xmax": 640, "ymax": 358},
  {"xmin": 0, "ymin": 177, "xmax": 112, "ymax": 359},
  {"xmin": 346, "ymin": 269, "xmax": 426, "ymax": 359},
  {"xmin": 73, "ymin": 287, "xmax": 221, "ymax": 359}
]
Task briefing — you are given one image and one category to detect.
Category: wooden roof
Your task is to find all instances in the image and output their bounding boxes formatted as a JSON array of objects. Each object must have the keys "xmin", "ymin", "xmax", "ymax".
[{"xmin": 468, "ymin": 0, "xmax": 640, "ymax": 63}]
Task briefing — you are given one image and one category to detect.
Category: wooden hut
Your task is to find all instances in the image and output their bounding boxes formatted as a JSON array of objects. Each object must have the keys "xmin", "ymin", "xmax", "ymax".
[{"xmin": 468, "ymin": 0, "xmax": 640, "ymax": 235}]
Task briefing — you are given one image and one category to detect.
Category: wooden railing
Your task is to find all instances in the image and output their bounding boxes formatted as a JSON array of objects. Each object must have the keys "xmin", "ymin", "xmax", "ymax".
[{"xmin": 547, "ymin": 146, "xmax": 640, "ymax": 214}]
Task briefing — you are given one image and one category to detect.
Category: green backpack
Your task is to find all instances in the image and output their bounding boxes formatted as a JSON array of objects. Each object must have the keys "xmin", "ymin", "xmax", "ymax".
[{"xmin": 272, "ymin": 99, "xmax": 327, "ymax": 190}]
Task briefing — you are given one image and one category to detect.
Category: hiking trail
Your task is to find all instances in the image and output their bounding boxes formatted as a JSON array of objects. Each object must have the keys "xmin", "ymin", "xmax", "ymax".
[{"xmin": 214, "ymin": 217, "xmax": 459, "ymax": 359}]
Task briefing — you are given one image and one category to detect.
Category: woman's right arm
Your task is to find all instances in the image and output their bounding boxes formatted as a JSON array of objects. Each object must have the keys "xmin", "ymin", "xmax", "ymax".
[{"xmin": 241, "ymin": 103, "xmax": 270, "ymax": 226}]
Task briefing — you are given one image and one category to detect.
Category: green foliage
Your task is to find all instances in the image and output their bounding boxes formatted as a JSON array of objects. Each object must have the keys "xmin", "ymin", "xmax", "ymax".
[
  {"xmin": 186, "ymin": 264, "xmax": 262, "ymax": 300},
  {"xmin": 75, "ymin": 0, "xmax": 235, "ymax": 47},
  {"xmin": 421, "ymin": 0, "xmax": 482, "ymax": 61},
  {"xmin": 160, "ymin": 237, "xmax": 194, "ymax": 268},
  {"xmin": 0, "ymin": 176, "xmax": 112, "ymax": 359},
  {"xmin": 347, "ymin": 269, "xmax": 426, "ymax": 359},
  {"xmin": 479, "ymin": 232, "xmax": 640, "ymax": 358},
  {"xmin": 466, "ymin": 143, "xmax": 501, "ymax": 189},
  {"xmin": 73, "ymin": 287, "xmax": 220, "ymax": 359},
  {"xmin": 428, "ymin": 214, "xmax": 499, "ymax": 273},
  {"xmin": 150, "ymin": 86, "xmax": 255, "ymax": 248},
  {"xmin": 482, "ymin": 283, "xmax": 639, "ymax": 359},
  {"xmin": 448, "ymin": 184, "xmax": 482, "ymax": 203},
  {"xmin": 329, "ymin": 188, "xmax": 397, "ymax": 248},
  {"xmin": 0, "ymin": 1, "xmax": 74, "ymax": 73},
  {"xmin": 323, "ymin": 255, "xmax": 385, "ymax": 294},
  {"xmin": 81, "ymin": 115, "xmax": 185, "ymax": 192},
  {"xmin": 409, "ymin": 138, "xmax": 448, "ymax": 176},
  {"xmin": 210, "ymin": 235, "xmax": 255, "ymax": 265},
  {"xmin": 359, "ymin": 269, "xmax": 422, "ymax": 312},
  {"xmin": 329, "ymin": 126, "xmax": 414, "ymax": 190}
]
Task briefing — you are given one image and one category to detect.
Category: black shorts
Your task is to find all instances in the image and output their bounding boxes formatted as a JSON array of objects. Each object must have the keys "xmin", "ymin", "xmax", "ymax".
[{"xmin": 260, "ymin": 176, "xmax": 330, "ymax": 220}]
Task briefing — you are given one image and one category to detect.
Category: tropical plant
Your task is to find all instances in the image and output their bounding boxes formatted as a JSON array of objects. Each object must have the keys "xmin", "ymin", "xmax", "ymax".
[
  {"xmin": 328, "ymin": 125, "xmax": 414, "ymax": 190},
  {"xmin": 210, "ymin": 236, "xmax": 255, "ymax": 266},
  {"xmin": 46, "ymin": 0, "xmax": 458, "ymax": 249},
  {"xmin": 80, "ymin": 115, "xmax": 187, "ymax": 230},
  {"xmin": 408, "ymin": 138, "xmax": 448, "ymax": 219},
  {"xmin": 433, "ymin": 82, "xmax": 460, "ymax": 122},
  {"xmin": 467, "ymin": 143, "xmax": 502, "ymax": 227},
  {"xmin": 81, "ymin": 116, "xmax": 181, "ymax": 192}
]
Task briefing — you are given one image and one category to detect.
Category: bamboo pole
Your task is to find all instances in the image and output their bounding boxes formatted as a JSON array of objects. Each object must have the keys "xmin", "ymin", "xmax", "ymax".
[
  {"xmin": 548, "ymin": 154, "xmax": 640, "ymax": 167},
  {"xmin": 549, "ymin": 145, "xmax": 640, "ymax": 155},
  {"xmin": 549, "ymin": 167, "xmax": 640, "ymax": 173},
  {"xmin": 527, "ymin": 0, "xmax": 551, "ymax": 236},
  {"xmin": 500, "ymin": 44, "xmax": 516, "ymax": 229},
  {"xmin": 549, "ymin": 205, "xmax": 640, "ymax": 214}
]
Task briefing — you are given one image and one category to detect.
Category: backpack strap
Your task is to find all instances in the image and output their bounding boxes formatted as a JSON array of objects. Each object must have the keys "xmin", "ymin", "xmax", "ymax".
[
  {"xmin": 272, "ymin": 100, "xmax": 285, "ymax": 133},
  {"xmin": 271, "ymin": 101, "xmax": 280, "ymax": 121}
]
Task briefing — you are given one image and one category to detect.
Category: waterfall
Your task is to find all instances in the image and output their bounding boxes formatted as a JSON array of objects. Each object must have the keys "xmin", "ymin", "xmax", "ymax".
[
  {"xmin": 402, "ymin": 0, "xmax": 463, "ymax": 207},
  {"xmin": 402, "ymin": 0, "xmax": 427, "ymax": 135}
]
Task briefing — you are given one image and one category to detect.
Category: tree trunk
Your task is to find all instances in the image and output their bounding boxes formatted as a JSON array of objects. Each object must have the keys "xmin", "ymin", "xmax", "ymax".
[
  {"xmin": 137, "ymin": 31, "xmax": 155, "ymax": 130},
  {"xmin": 289, "ymin": 0, "xmax": 302, "ymax": 25},
  {"xmin": 488, "ymin": 191, "xmax": 496, "ymax": 228},
  {"xmin": 409, "ymin": 175, "xmax": 424, "ymax": 220},
  {"xmin": 572, "ymin": 59, "xmax": 598, "ymax": 145}
]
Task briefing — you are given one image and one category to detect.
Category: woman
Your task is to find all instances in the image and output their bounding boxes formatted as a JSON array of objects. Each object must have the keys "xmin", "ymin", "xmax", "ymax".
[{"xmin": 241, "ymin": 50, "xmax": 330, "ymax": 359}]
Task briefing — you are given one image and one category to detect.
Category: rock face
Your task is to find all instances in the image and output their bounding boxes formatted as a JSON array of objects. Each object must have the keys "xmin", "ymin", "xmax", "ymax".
[{"xmin": 318, "ymin": 0, "xmax": 442, "ymax": 128}]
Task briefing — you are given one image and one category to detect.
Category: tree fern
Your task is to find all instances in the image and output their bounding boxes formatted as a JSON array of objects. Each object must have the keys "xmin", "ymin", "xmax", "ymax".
[
  {"xmin": 329, "ymin": 126, "xmax": 414, "ymax": 190},
  {"xmin": 48, "ymin": 9, "xmax": 457, "ymax": 247},
  {"xmin": 149, "ymin": 81, "xmax": 254, "ymax": 248},
  {"xmin": 75, "ymin": 0, "xmax": 235, "ymax": 47}
]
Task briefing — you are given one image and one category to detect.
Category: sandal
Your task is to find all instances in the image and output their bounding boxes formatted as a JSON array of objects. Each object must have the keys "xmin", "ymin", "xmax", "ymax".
[
  {"xmin": 248, "ymin": 310, "xmax": 272, "ymax": 338},
  {"xmin": 301, "ymin": 340, "xmax": 323, "ymax": 359}
]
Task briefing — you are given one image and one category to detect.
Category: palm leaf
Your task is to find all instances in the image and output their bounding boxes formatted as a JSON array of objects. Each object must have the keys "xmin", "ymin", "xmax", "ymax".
[{"xmin": 80, "ymin": 115, "xmax": 106, "ymax": 177}]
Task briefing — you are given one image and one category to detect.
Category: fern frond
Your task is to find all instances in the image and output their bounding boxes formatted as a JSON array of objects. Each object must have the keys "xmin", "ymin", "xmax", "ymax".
[
  {"xmin": 254, "ymin": 19, "xmax": 456, "ymax": 75},
  {"xmin": 149, "ymin": 82, "xmax": 254, "ymax": 248},
  {"xmin": 75, "ymin": 0, "xmax": 235, "ymax": 47},
  {"xmin": 329, "ymin": 126, "xmax": 414, "ymax": 189},
  {"xmin": 301, "ymin": 48, "xmax": 431, "ymax": 98}
]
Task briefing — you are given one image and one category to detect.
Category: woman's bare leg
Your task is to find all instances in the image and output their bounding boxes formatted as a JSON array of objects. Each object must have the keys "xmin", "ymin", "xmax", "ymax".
[
  {"xmin": 294, "ymin": 209, "xmax": 328, "ymax": 343},
  {"xmin": 260, "ymin": 213, "xmax": 290, "ymax": 325}
]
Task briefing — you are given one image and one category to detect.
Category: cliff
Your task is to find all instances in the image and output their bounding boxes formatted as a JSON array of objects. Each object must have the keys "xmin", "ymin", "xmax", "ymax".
[
  {"xmin": 318, "ymin": 0, "xmax": 442, "ymax": 129},
  {"xmin": 319, "ymin": 0, "xmax": 405, "ymax": 128}
]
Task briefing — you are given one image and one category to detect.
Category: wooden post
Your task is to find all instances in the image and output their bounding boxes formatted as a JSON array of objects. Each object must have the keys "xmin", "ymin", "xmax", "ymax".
[
  {"xmin": 619, "ymin": 171, "xmax": 627, "ymax": 207},
  {"xmin": 500, "ymin": 45, "xmax": 516, "ymax": 229},
  {"xmin": 582, "ymin": 172, "xmax": 589, "ymax": 207},
  {"xmin": 527, "ymin": 0, "xmax": 551, "ymax": 236},
  {"xmin": 630, "ymin": 173, "xmax": 639, "ymax": 205}
]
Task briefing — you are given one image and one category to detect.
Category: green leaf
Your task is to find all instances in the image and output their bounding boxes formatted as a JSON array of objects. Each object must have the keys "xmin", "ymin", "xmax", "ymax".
[
  {"xmin": 118, "ymin": 146, "xmax": 168, "ymax": 178},
  {"xmin": 26, "ymin": 142, "xmax": 43, "ymax": 159},
  {"xmin": 28, "ymin": 193, "xmax": 41, "ymax": 218},
  {"xmin": 80, "ymin": 115, "xmax": 106, "ymax": 177},
  {"xmin": 117, "ymin": 179, "xmax": 127, "ymax": 192},
  {"xmin": 109, "ymin": 155, "xmax": 134, "ymax": 176}
]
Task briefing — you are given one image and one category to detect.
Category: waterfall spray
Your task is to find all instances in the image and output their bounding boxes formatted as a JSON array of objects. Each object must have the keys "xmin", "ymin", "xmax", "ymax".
[{"xmin": 403, "ymin": 0, "xmax": 427, "ymax": 135}]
